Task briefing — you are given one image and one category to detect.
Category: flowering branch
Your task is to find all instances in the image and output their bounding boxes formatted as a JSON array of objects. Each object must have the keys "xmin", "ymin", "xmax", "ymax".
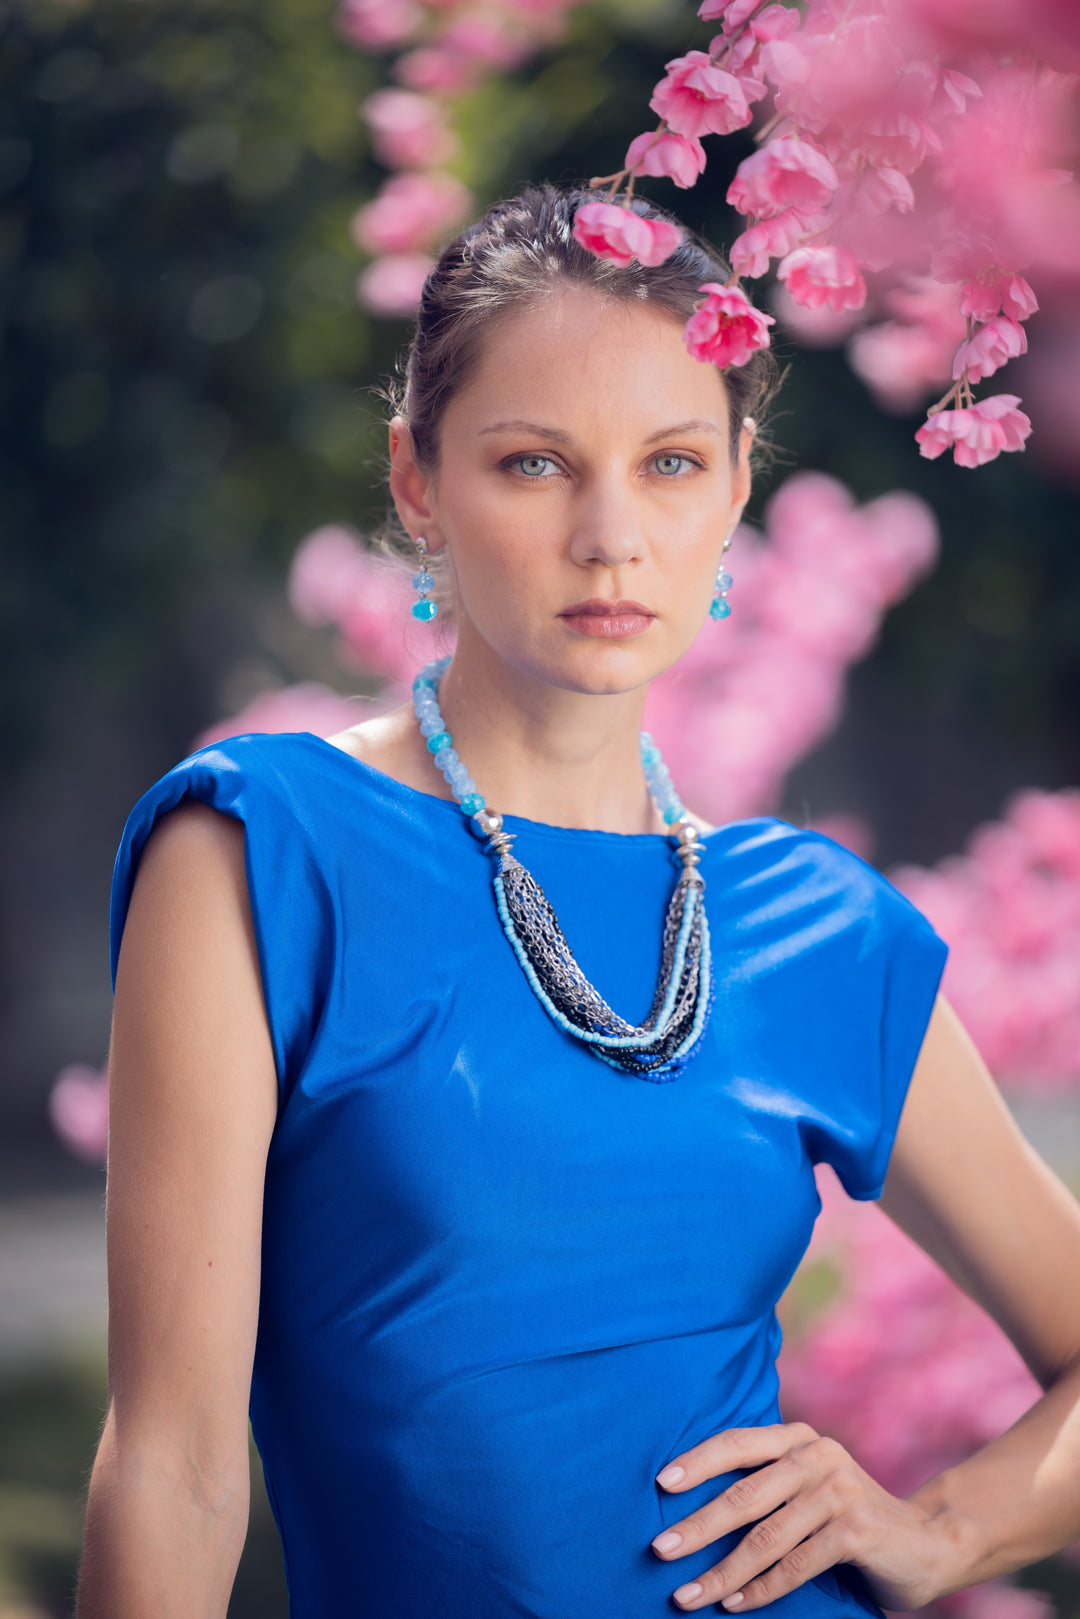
[{"xmin": 568, "ymin": 0, "xmax": 1078, "ymax": 469}]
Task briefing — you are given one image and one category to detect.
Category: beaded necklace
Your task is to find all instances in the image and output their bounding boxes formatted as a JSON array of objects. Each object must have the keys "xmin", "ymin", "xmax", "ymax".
[{"xmin": 412, "ymin": 656, "xmax": 714, "ymax": 1080}]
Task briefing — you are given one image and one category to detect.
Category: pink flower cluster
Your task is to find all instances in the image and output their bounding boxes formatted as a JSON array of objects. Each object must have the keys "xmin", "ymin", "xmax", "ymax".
[
  {"xmin": 644, "ymin": 470, "xmax": 939, "ymax": 823},
  {"xmin": 570, "ymin": 0, "xmax": 1080, "ymax": 467},
  {"xmin": 347, "ymin": 0, "xmax": 586, "ymax": 315},
  {"xmin": 889, "ymin": 788, "xmax": 1080, "ymax": 1093},
  {"xmin": 49, "ymin": 1062, "xmax": 110, "ymax": 1164},
  {"xmin": 780, "ymin": 1167, "xmax": 1040, "ymax": 1500}
]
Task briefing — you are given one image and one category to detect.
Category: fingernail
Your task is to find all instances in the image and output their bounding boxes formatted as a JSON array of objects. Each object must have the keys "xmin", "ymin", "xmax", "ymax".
[
  {"xmin": 722, "ymin": 1595, "xmax": 745, "ymax": 1609},
  {"xmin": 675, "ymin": 1582, "xmax": 704, "ymax": 1604},
  {"xmin": 652, "ymin": 1529, "xmax": 683, "ymax": 1552},
  {"xmin": 656, "ymin": 1463, "xmax": 686, "ymax": 1487}
]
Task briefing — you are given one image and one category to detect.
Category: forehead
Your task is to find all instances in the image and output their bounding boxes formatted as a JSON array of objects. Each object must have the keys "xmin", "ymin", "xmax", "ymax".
[{"xmin": 444, "ymin": 284, "xmax": 731, "ymax": 441}]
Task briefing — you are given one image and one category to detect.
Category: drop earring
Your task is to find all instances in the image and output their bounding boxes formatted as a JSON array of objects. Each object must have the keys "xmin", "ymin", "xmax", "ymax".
[
  {"xmin": 709, "ymin": 526, "xmax": 735, "ymax": 620},
  {"xmin": 411, "ymin": 535, "xmax": 438, "ymax": 622}
]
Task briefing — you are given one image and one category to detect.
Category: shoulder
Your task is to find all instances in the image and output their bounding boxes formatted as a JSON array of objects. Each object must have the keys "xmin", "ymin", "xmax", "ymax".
[
  {"xmin": 707, "ymin": 814, "xmax": 938, "ymax": 945},
  {"xmin": 119, "ymin": 730, "xmax": 345, "ymax": 844}
]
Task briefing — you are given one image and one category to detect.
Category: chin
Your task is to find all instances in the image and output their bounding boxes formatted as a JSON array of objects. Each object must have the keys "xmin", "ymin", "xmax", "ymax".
[{"xmin": 537, "ymin": 633, "xmax": 676, "ymax": 697}]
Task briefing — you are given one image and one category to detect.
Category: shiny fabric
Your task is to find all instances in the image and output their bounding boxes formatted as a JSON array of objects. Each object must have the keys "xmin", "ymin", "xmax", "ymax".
[{"xmin": 110, "ymin": 732, "xmax": 949, "ymax": 1619}]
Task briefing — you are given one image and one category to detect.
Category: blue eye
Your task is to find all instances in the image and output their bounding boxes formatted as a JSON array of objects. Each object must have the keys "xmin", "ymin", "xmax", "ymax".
[
  {"xmin": 511, "ymin": 455, "xmax": 558, "ymax": 477},
  {"xmin": 654, "ymin": 454, "xmax": 695, "ymax": 476}
]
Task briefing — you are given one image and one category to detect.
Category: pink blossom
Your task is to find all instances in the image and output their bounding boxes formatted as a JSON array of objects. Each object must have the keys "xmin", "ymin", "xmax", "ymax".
[
  {"xmin": 945, "ymin": 1585, "xmax": 1054, "ymax": 1619},
  {"xmin": 915, "ymin": 395, "xmax": 1032, "ymax": 467},
  {"xmin": 356, "ymin": 252, "xmax": 434, "ymax": 317},
  {"xmin": 846, "ymin": 273, "xmax": 966, "ymax": 410},
  {"xmin": 807, "ymin": 812, "xmax": 876, "ymax": 862},
  {"xmin": 571, "ymin": 202, "xmax": 682, "ymax": 267},
  {"xmin": 360, "ymin": 89, "xmax": 457, "ymax": 169},
  {"xmin": 757, "ymin": 35, "xmax": 811, "ymax": 89},
  {"xmin": 697, "ymin": 0, "xmax": 757, "ymax": 25},
  {"xmin": 624, "ymin": 130, "xmax": 706, "ymax": 190},
  {"xmin": 770, "ymin": 279, "xmax": 864, "ymax": 347},
  {"xmin": 959, "ymin": 270, "xmax": 1038, "ymax": 324},
  {"xmin": 643, "ymin": 471, "xmax": 938, "ymax": 824},
  {"xmin": 351, "ymin": 172, "xmax": 471, "ymax": 255},
  {"xmin": 890, "ymin": 787, "xmax": 1080, "ymax": 1090},
  {"xmin": 683, "ymin": 281, "xmax": 776, "ymax": 367},
  {"xmin": 49, "ymin": 1063, "xmax": 109, "ymax": 1165},
  {"xmin": 287, "ymin": 524, "xmax": 442, "ymax": 684},
  {"xmin": 709, "ymin": 27, "xmax": 764, "ymax": 83},
  {"xmin": 439, "ymin": 12, "xmax": 529, "ymax": 69},
  {"xmin": 952, "ymin": 313, "xmax": 1027, "ymax": 383},
  {"xmin": 749, "ymin": 4, "xmax": 800, "ymax": 44},
  {"xmin": 393, "ymin": 46, "xmax": 482, "ymax": 94},
  {"xmin": 729, "ymin": 208, "xmax": 820, "ymax": 278},
  {"xmin": 336, "ymin": 0, "xmax": 422, "ymax": 51},
  {"xmin": 849, "ymin": 320, "xmax": 953, "ymax": 413},
  {"xmin": 777, "ymin": 244, "xmax": 867, "ymax": 312},
  {"xmin": 780, "ymin": 1165, "xmax": 1040, "ymax": 1500},
  {"xmin": 649, "ymin": 53, "xmax": 755, "ymax": 139},
  {"xmin": 894, "ymin": 0, "xmax": 1080, "ymax": 76},
  {"xmin": 727, "ymin": 137, "xmax": 838, "ymax": 217},
  {"xmin": 853, "ymin": 164, "xmax": 914, "ymax": 214}
]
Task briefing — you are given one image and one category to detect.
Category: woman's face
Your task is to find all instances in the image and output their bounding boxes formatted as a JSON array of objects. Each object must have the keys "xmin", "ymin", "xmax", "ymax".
[{"xmin": 389, "ymin": 284, "xmax": 753, "ymax": 697}]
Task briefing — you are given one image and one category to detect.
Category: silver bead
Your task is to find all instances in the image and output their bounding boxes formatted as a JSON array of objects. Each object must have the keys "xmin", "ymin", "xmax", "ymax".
[
  {"xmin": 475, "ymin": 809, "xmax": 503, "ymax": 835},
  {"xmin": 673, "ymin": 819, "xmax": 700, "ymax": 845}
]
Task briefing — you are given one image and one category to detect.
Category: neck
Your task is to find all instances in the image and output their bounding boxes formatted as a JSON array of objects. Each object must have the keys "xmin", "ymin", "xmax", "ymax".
[{"xmin": 429, "ymin": 628, "xmax": 665, "ymax": 836}]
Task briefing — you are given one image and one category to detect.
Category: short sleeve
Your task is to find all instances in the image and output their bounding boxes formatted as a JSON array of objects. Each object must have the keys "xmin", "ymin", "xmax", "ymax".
[
  {"xmin": 109, "ymin": 734, "xmax": 337, "ymax": 1104},
  {"xmin": 758, "ymin": 826, "xmax": 950, "ymax": 1203}
]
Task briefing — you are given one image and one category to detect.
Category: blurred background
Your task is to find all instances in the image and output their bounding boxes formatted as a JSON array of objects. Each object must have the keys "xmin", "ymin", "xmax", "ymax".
[{"xmin": 2, "ymin": 0, "xmax": 1079, "ymax": 1612}]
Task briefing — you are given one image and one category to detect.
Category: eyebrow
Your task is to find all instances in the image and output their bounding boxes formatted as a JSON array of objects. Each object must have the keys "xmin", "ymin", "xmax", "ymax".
[{"xmin": 477, "ymin": 418, "xmax": 723, "ymax": 446}]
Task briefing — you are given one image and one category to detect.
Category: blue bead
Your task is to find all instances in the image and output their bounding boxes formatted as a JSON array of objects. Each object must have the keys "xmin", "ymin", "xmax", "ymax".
[
  {"xmin": 411, "ymin": 599, "xmax": 438, "ymax": 622},
  {"xmin": 419, "ymin": 717, "xmax": 444, "ymax": 738},
  {"xmin": 411, "ymin": 571, "xmax": 435, "ymax": 592},
  {"xmin": 709, "ymin": 597, "xmax": 732, "ymax": 620},
  {"xmin": 641, "ymin": 745, "xmax": 661, "ymax": 767},
  {"xmin": 434, "ymin": 747, "xmax": 457, "ymax": 770},
  {"xmin": 413, "ymin": 675, "xmax": 437, "ymax": 691},
  {"xmin": 717, "ymin": 571, "xmax": 733, "ymax": 590},
  {"xmin": 426, "ymin": 731, "xmax": 452, "ymax": 753},
  {"xmin": 460, "ymin": 792, "xmax": 484, "ymax": 815},
  {"xmin": 663, "ymin": 805, "xmax": 683, "ymax": 825}
]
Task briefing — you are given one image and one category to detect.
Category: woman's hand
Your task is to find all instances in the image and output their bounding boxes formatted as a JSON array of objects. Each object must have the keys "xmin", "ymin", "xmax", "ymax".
[{"xmin": 650, "ymin": 1421, "xmax": 978, "ymax": 1613}]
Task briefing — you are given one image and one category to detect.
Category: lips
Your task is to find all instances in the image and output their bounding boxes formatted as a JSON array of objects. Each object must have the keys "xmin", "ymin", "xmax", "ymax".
[
  {"xmin": 558, "ymin": 598, "xmax": 656, "ymax": 640},
  {"xmin": 560, "ymin": 598, "xmax": 654, "ymax": 617}
]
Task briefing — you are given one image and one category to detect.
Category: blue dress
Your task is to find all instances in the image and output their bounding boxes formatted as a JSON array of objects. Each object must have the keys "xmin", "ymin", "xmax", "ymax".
[{"xmin": 109, "ymin": 732, "xmax": 949, "ymax": 1619}]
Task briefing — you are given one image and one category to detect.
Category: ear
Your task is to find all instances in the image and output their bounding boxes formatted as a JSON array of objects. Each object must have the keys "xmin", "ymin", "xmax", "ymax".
[
  {"xmin": 388, "ymin": 415, "xmax": 444, "ymax": 551},
  {"xmin": 729, "ymin": 415, "xmax": 755, "ymax": 532}
]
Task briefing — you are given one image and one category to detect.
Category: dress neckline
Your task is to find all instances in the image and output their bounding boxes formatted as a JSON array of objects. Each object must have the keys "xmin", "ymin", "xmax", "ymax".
[{"xmin": 295, "ymin": 731, "xmax": 724, "ymax": 848}]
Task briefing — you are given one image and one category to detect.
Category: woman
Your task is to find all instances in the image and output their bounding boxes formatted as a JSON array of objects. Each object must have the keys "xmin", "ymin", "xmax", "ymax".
[{"xmin": 77, "ymin": 183, "xmax": 1080, "ymax": 1618}]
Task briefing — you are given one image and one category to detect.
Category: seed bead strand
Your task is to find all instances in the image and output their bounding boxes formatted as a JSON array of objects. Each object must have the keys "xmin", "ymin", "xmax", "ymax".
[
  {"xmin": 412, "ymin": 656, "xmax": 487, "ymax": 815},
  {"xmin": 412, "ymin": 659, "xmax": 690, "ymax": 843}
]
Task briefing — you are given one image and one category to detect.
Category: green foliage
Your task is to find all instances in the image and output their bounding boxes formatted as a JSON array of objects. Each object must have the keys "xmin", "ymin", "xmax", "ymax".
[{"xmin": 2, "ymin": 0, "xmax": 389, "ymax": 763}]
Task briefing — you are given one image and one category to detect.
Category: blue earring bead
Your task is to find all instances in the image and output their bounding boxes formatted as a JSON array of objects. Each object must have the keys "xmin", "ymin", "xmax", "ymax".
[
  {"xmin": 410, "ymin": 535, "xmax": 438, "ymax": 622},
  {"xmin": 709, "ymin": 531, "xmax": 735, "ymax": 620},
  {"xmin": 410, "ymin": 657, "xmax": 714, "ymax": 1080}
]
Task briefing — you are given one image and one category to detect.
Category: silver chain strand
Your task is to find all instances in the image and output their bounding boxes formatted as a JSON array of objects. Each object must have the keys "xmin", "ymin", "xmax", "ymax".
[{"xmin": 495, "ymin": 856, "xmax": 712, "ymax": 1076}]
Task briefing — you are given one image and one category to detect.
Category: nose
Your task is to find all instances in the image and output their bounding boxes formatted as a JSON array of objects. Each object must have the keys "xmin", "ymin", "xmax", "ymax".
[{"xmin": 566, "ymin": 465, "xmax": 645, "ymax": 571}]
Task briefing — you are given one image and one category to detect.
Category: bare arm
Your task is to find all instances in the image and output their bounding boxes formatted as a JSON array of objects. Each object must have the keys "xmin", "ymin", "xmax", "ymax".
[
  {"xmin": 879, "ymin": 992, "xmax": 1080, "ymax": 1585},
  {"xmin": 77, "ymin": 801, "xmax": 279, "ymax": 1619}
]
